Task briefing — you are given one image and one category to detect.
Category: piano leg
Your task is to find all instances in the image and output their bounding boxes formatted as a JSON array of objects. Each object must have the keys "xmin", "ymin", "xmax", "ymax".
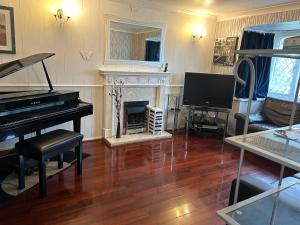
[
  {"xmin": 17, "ymin": 135, "xmax": 25, "ymax": 189},
  {"xmin": 73, "ymin": 119, "xmax": 81, "ymax": 133},
  {"xmin": 58, "ymin": 153, "xmax": 63, "ymax": 169},
  {"xmin": 18, "ymin": 155, "xmax": 25, "ymax": 189}
]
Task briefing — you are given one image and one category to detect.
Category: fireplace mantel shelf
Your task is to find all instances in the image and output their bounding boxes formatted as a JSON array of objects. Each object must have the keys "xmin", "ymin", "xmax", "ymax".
[
  {"xmin": 99, "ymin": 69, "xmax": 171, "ymax": 87},
  {"xmin": 99, "ymin": 69, "xmax": 171, "ymax": 77}
]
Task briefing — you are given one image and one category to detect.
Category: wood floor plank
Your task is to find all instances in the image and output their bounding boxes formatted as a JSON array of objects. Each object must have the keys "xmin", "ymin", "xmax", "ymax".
[{"xmin": 0, "ymin": 135, "xmax": 282, "ymax": 225}]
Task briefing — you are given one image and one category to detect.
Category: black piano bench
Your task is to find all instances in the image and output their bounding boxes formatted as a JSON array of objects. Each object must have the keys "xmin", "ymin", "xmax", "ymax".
[{"xmin": 15, "ymin": 129, "xmax": 83, "ymax": 198}]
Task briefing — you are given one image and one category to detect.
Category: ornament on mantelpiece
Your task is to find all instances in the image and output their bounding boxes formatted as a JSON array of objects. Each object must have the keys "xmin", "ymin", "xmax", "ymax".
[
  {"xmin": 109, "ymin": 80, "xmax": 124, "ymax": 138},
  {"xmin": 163, "ymin": 63, "xmax": 169, "ymax": 72}
]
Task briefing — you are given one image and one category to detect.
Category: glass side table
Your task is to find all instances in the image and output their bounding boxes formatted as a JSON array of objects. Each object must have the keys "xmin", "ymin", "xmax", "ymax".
[
  {"xmin": 217, "ymin": 182, "xmax": 300, "ymax": 225},
  {"xmin": 226, "ymin": 126, "xmax": 300, "ymax": 171}
]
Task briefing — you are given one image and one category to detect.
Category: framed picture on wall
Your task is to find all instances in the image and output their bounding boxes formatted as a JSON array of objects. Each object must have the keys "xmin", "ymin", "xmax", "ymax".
[
  {"xmin": 0, "ymin": 5, "xmax": 16, "ymax": 54},
  {"xmin": 213, "ymin": 37, "xmax": 238, "ymax": 66}
]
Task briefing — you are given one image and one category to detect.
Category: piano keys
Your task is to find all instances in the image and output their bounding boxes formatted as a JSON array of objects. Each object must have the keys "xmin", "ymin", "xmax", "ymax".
[{"xmin": 0, "ymin": 53, "xmax": 93, "ymax": 142}]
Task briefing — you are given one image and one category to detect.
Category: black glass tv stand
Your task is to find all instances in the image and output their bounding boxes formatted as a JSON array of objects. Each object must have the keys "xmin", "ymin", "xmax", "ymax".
[{"xmin": 184, "ymin": 106, "xmax": 230, "ymax": 140}]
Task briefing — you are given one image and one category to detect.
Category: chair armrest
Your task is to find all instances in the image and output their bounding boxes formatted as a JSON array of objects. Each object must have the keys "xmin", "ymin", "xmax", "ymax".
[
  {"xmin": 234, "ymin": 113, "xmax": 265, "ymax": 124},
  {"xmin": 235, "ymin": 113, "xmax": 266, "ymax": 135}
]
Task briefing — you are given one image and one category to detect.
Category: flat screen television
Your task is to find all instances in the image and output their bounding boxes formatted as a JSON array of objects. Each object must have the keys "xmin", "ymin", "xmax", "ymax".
[{"xmin": 183, "ymin": 72, "xmax": 235, "ymax": 109}]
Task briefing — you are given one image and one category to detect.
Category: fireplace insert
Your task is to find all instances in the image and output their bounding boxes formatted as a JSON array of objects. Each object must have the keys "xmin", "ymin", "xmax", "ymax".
[{"xmin": 123, "ymin": 101, "xmax": 149, "ymax": 134}]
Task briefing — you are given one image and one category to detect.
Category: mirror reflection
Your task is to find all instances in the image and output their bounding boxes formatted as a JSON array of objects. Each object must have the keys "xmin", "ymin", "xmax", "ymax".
[{"xmin": 110, "ymin": 21, "xmax": 162, "ymax": 62}]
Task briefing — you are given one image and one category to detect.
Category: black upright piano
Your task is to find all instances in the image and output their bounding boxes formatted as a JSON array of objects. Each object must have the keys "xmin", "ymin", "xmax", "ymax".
[{"xmin": 0, "ymin": 53, "xmax": 93, "ymax": 143}]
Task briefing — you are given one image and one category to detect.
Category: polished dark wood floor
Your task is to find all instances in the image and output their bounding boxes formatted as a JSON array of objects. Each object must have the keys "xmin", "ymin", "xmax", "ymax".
[{"xmin": 0, "ymin": 135, "xmax": 283, "ymax": 225}]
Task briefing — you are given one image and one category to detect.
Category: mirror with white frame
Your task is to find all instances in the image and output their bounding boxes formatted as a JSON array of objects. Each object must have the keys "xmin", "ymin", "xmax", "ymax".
[{"xmin": 105, "ymin": 16, "xmax": 166, "ymax": 66}]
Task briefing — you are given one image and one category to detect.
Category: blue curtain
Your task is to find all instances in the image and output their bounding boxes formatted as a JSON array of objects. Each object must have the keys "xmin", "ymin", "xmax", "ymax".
[
  {"xmin": 145, "ymin": 41, "xmax": 160, "ymax": 61},
  {"xmin": 235, "ymin": 31, "xmax": 275, "ymax": 99}
]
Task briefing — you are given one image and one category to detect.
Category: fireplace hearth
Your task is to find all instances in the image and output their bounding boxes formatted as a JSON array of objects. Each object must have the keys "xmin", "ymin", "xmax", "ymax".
[{"xmin": 123, "ymin": 101, "xmax": 149, "ymax": 134}]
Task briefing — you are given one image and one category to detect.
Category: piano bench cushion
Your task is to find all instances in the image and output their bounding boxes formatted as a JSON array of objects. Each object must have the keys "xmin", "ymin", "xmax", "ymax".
[{"xmin": 15, "ymin": 129, "xmax": 83, "ymax": 159}]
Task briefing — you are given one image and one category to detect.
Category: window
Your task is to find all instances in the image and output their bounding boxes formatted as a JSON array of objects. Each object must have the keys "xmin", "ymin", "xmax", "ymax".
[{"xmin": 268, "ymin": 32, "xmax": 300, "ymax": 101}]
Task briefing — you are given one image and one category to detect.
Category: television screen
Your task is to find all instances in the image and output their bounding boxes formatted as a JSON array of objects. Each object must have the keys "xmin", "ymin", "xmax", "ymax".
[{"xmin": 183, "ymin": 73, "xmax": 235, "ymax": 109}]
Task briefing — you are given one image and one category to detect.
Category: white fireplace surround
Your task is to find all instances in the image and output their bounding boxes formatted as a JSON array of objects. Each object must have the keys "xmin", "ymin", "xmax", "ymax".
[{"xmin": 99, "ymin": 69, "xmax": 171, "ymax": 138}]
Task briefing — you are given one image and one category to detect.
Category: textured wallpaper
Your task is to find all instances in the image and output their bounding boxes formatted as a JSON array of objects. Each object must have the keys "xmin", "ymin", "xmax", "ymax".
[
  {"xmin": 210, "ymin": 9, "xmax": 300, "ymax": 135},
  {"xmin": 211, "ymin": 9, "xmax": 300, "ymax": 75},
  {"xmin": 110, "ymin": 30, "xmax": 137, "ymax": 60},
  {"xmin": 110, "ymin": 29, "xmax": 161, "ymax": 61}
]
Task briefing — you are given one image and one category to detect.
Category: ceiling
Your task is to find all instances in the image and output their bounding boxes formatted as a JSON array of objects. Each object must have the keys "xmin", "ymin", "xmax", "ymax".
[{"xmin": 116, "ymin": 0, "xmax": 300, "ymax": 18}]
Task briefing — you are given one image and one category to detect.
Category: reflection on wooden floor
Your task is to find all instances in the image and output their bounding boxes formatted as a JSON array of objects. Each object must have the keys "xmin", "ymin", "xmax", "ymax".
[{"xmin": 0, "ymin": 135, "xmax": 283, "ymax": 225}]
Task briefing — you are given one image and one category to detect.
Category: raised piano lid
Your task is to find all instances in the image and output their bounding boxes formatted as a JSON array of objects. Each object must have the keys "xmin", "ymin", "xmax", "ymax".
[{"xmin": 0, "ymin": 53, "xmax": 54, "ymax": 78}]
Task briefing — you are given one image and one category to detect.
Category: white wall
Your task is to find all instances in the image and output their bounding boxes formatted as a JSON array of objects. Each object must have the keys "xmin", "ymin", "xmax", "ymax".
[{"xmin": 0, "ymin": 0, "xmax": 217, "ymax": 147}]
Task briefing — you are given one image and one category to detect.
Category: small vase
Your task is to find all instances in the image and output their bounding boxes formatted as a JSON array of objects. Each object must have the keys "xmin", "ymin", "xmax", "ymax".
[{"xmin": 116, "ymin": 121, "xmax": 121, "ymax": 138}]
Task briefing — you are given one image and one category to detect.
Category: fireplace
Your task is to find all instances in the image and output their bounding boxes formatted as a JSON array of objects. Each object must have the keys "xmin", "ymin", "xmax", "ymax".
[
  {"xmin": 123, "ymin": 101, "xmax": 149, "ymax": 134},
  {"xmin": 100, "ymin": 69, "xmax": 171, "ymax": 139}
]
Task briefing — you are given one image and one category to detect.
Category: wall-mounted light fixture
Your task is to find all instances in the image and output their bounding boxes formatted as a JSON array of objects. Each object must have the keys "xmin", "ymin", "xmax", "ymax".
[
  {"xmin": 50, "ymin": 6, "xmax": 70, "ymax": 23},
  {"xmin": 50, "ymin": 0, "xmax": 79, "ymax": 24},
  {"xmin": 192, "ymin": 27, "xmax": 207, "ymax": 39}
]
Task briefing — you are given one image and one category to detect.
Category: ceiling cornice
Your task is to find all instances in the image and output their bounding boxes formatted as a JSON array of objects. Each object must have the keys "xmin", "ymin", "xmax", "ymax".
[
  {"xmin": 217, "ymin": 1, "xmax": 300, "ymax": 21},
  {"xmin": 109, "ymin": 0, "xmax": 300, "ymax": 23},
  {"xmin": 109, "ymin": 0, "xmax": 217, "ymax": 20}
]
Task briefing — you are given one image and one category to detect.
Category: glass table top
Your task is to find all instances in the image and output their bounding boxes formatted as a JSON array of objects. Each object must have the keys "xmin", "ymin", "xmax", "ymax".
[
  {"xmin": 217, "ymin": 182, "xmax": 300, "ymax": 225},
  {"xmin": 225, "ymin": 126, "xmax": 300, "ymax": 171}
]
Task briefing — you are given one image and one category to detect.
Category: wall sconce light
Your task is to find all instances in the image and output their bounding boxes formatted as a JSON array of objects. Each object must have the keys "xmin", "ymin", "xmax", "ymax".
[
  {"xmin": 192, "ymin": 27, "xmax": 207, "ymax": 39},
  {"xmin": 51, "ymin": 7, "xmax": 70, "ymax": 23},
  {"xmin": 192, "ymin": 32, "xmax": 204, "ymax": 39},
  {"xmin": 50, "ymin": 1, "xmax": 79, "ymax": 24}
]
